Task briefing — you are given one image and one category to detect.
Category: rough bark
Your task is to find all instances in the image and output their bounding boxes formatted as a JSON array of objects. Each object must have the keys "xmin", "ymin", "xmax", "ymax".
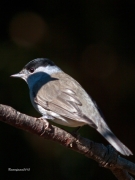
[{"xmin": 0, "ymin": 104, "xmax": 134, "ymax": 180}]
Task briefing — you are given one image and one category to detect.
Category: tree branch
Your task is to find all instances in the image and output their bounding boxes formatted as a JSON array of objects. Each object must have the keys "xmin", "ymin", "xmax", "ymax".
[{"xmin": 0, "ymin": 104, "xmax": 134, "ymax": 180}]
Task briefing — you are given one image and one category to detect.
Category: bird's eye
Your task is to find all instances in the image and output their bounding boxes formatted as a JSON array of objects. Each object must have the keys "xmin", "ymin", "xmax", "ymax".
[{"xmin": 29, "ymin": 67, "xmax": 35, "ymax": 73}]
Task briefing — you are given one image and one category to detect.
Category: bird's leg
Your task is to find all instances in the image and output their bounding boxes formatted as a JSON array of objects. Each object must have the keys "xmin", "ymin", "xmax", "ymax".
[
  {"xmin": 71, "ymin": 126, "xmax": 81, "ymax": 138},
  {"xmin": 72, "ymin": 126, "xmax": 81, "ymax": 133},
  {"xmin": 37, "ymin": 116, "xmax": 52, "ymax": 132}
]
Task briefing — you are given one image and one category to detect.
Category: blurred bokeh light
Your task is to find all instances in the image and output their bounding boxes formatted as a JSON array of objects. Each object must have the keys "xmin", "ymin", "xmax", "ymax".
[{"xmin": 9, "ymin": 12, "xmax": 49, "ymax": 47}]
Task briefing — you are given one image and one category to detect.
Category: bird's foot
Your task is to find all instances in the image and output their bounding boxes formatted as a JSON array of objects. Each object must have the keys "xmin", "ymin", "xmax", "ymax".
[{"xmin": 37, "ymin": 117, "xmax": 51, "ymax": 135}]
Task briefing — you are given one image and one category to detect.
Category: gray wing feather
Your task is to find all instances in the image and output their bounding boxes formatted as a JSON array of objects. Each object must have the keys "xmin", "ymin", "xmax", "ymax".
[{"xmin": 34, "ymin": 73, "xmax": 97, "ymax": 129}]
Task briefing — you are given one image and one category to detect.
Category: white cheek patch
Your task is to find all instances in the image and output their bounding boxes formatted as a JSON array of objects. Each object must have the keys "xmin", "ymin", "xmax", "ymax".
[
  {"xmin": 26, "ymin": 65, "xmax": 62, "ymax": 89},
  {"xmin": 35, "ymin": 65, "xmax": 62, "ymax": 75}
]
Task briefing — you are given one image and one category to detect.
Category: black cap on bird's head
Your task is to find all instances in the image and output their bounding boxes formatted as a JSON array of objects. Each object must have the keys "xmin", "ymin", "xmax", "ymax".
[
  {"xmin": 24, "ymin": 58, "xmax": 55, "ymax": 71},
  {"xmin": 10, "ymin": 58, "xmax": 58, "ymax": 80}
]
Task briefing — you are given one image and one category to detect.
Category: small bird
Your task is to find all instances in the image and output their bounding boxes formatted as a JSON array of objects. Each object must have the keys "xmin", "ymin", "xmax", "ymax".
[{"xmin": 11, "ymin": 58, "xmax": 132, "ymax": 156}]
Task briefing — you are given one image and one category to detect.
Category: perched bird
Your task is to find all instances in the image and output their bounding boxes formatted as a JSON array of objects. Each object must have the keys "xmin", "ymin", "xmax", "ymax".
[{"xmin": 11, "ymin": 58, "xmax": 132, "ymax": 156}]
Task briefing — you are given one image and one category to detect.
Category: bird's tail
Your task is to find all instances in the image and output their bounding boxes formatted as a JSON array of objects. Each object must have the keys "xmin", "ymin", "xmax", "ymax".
[{"xmin": 97, "ymin": 121, "xmax": 133, "ymax": 156}]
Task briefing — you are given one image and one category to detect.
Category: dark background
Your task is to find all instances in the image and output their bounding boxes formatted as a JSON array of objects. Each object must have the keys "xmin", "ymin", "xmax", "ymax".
[{"xmin": 0, "ymin": 0, "xmax": 135, "ymax": 179}]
